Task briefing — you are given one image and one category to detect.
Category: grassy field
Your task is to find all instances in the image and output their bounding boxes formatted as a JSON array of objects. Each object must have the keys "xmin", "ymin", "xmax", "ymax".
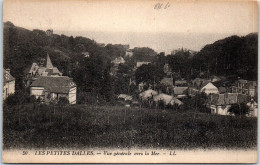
[{"xmin": 3, "ymin": 103, "xmax": 257, "ymax": 149}]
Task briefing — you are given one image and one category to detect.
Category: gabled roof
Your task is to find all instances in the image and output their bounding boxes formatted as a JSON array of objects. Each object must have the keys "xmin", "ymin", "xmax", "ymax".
[
  {"xmin": 46, "ymin": 53, "xmax": 54, "ymax": 69},
  {"xmin": 139, "ymin": 89, "xmax": 158, "ymax": 99},
  {"xmin": 238, "ymin": 79, "xmax": 248, "ymax": 84},
  {"xmin": 30, "ymin": 76, "xmax": 76, "ymax": 94},
  {"xmin": 3, "ymin": 69, "xmax": 15, "ymax": 84},
  {"xmin": 160, "ymin": 77, "xmax": 173, "ymax": 86},
  {"xmin": 174, "ymin": 87, "xmax": 188, "ymax": 95}
]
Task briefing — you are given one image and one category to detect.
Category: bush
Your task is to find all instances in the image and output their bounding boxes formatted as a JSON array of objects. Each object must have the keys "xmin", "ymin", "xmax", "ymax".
[
  {"xmin": 228, "ymin": 103, "xmax": 250, "ymax": 116},
  {"xmin": 58, "ymin": 97, "xmax": 69, "ymax": 105}
]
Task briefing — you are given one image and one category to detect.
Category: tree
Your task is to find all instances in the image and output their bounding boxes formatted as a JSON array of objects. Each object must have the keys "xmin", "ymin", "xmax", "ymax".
[
  {"xmin": 135, "ymin": 63, "xmax": 165, "ymax": 88},
  {"xmin": 228, "ymin": 103, "xmax": 250, "ymax": 116}
]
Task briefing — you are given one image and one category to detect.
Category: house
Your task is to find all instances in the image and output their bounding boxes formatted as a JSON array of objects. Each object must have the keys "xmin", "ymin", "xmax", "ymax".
[
  {"xmin": 173, "ymin": 87, "xmax": 188, "ymax": 99},
  {"xmin": 139, "ymin": 89, "xmax": 158, "ymax": 100},
  {"xmin": 200, "ymin": 82, "xmax": 219, "ymax": 95},
  {"xmin": 118, "ymin": 94, "xmax": 133, "ymax": 102},
  {"xmin": 187, "ymin": 87, "xmax": 199, "ymax": 96},
  {"xmin": 174, "ymin": 80, "xmax": 187, "ymax": 87},
  {"xmin": 247, "ymin": 99, "xmax": 258, "ymax": 117},
  {"xmin": 3, "ymin": 69, "xmax": 15, "ymax": 100},
  {"xmin": 125, "ymin": 49, "xmax": 134, "ymax": 57},
  {"xmin": 218, "ymin": 87, "xmax": 227, "ymax": 94},
  {"xmin": 160, "ymin": 77, "xmax": 174, "ymax": 94},
  {"xmin": 30, "ymin": 76, "xmax": 77, "ymax": 104},
  {"xmin": 82, "ymin": 52, "xmax": 90, "ymax": 58},
  {"xmin": 192, "ymin": 78, "xmax": 209, "ymax": 88},
  {"xmin": 25, "ymin": 54, "xmax": 62, "ymax": 87},
  {"xmin": 163, "ymin": 64, "xmax": 172, "ymax": 76},
  {"xmin": 210, "ymin": 75, "xmax": 221, "ymax": 82},
  {"xmin": 46, "ymin": 29, "xmax": 53, "ymax": 36},
  {"xmin": 153, "ymin": 93, "xmax": 183, "ymax": 106},
  {"xmin": 136, "ymin": 62, "xmax": 150, "ymax": 68},
  {"xmin": 231, "ymin": 79, "xmax": 257, "ymax": 97},
  {"xmin": 160, "ymin": 77, "xmax": 174, "ymax": 86},
  {"xmin": 112, "ymin": 57, "xmax": 125, "ymax": 65},
  {"xmin": 209, "ymin": 93, "xmax": 249, "ymax": 116}
]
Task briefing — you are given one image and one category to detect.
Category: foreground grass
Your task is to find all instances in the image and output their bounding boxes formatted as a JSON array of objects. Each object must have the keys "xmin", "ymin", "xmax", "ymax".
[{"xmin": 3, "ymin": 103, "xmax": 257, "ymax": 149}]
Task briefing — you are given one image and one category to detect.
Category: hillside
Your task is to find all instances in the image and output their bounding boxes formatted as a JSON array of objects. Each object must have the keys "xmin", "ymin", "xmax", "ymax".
[{"xmin": 192, "ymin": 33, "xmax": 258, "ymax": 80}]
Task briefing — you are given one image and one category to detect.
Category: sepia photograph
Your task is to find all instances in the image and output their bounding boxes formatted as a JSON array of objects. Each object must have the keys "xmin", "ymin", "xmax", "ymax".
[{"xmin": 2, "ymin": 0, "xmax": 258, "ymax": 163}]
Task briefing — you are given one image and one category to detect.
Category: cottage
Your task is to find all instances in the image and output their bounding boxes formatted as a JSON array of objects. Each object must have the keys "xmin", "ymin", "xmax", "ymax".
[
  {"xmin": 30, "ymin": 76, "xmax": 77, "ymax": 104},
  {"xmin": 136, "ymin": 62, "xmax": 151, "ymax": 68},
  {"xmin": 82, "ymin": 52, "xmax": 90, "ymax": 58},
  {"xmin": 3, "ymin": 69, "xmax": 15, "ymax": 100},
  {"xmin": 247, "ymin": 99, "xmax": 258, "ymax": 117},
  {"xmin": 160, "ymin": 77, "xmax": 174, "ymax": 86},
  {"xmin": 209, "ymin": 93, "xmax": 249, "ymax": 116},
  {"xmin": 173, "ymin": 87, "xmax": 188, "ymax": 99},
  {"xmin": 112, "ymin": 57, "xmax": 125, "ymax": 65},
  {"xmin": 139, "ymin": 89, "xmax": 158, "ymax": 100},
  {"xmin": 192, "ymin": 78, "xmax": 209, "ymax": 88},
  {"xmin": 125, "ymin": 49, "xmax": 134, "ymax": 57},
  {"xmin": 210, "ymin": 75, "xmax": 221, "ymax": 82},
  {"xmin": 231, "ymin": 79, "xmax": 257, "ymax": 97},
  {"xmin": 200, "ymin": 82, "xmax": 219, "ymax": 95},
  {"xmin": 174, "ymin": 80, "xmax": 188, "ymax": 87},
  {"xmin": 163, "ymin": 64, "xmax": 172, "ymax": 76},
  {"xmin": 118, "ymin": 94, "xmax": 133, "ymax": 102},
  {"xmin": 153, "ymin": 93, "xmax": 183, "ymax": 106},
  {"xmin": 25, "ymin": 54, "xmax": 62, "ymax": 87}
]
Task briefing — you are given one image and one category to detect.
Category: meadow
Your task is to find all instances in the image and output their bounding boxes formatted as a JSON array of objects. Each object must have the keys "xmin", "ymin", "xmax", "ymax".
[{"xmin": 3, "ymin": 103, "xmax": 257, "ymax": 149}]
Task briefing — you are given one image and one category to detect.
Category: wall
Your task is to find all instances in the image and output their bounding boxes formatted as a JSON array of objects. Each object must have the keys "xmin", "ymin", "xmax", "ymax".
[
  {"xmin": 3, "ymin": 80, "xmax": 15, "ymax": 100},
  {"xmin": 30, "ymin": 87, "xmax": 44, "ymax": 99},
  {"xmin": 69, "ymin": 87, "xmax": 77, "ymax": 104}
]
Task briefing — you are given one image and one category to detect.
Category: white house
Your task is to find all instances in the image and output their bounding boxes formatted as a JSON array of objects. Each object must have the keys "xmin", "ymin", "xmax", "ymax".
[
  {"xmin": 30, "ymin": 76, "xmax": 77, "ymax": 104},
  {"xmin": 247, "ymin": 99, "xmax": 258, "ymax": 117},
  {"xmin": 3, "ymin": 69, "xmax": 15, "ymax": 100},
  {"xmin": 112, "ymin": 57, "xmax": 125, "ymax": 65},
  {"xmin": 200, "ymin": 82, "xmax": 219, "ymax": 95},
  {"xmin": 125, "ymin": 49, "xmax": 134, "ymax": 57},
  {"xmin": 136, "ymin": 62, "xmax": 150, "ymax": 68}
]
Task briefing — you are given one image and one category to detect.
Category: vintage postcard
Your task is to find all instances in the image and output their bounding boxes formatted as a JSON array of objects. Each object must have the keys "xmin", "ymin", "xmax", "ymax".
[{"xmin": 2, "ymin": 0, "xmax": 258, "ymax": 163}]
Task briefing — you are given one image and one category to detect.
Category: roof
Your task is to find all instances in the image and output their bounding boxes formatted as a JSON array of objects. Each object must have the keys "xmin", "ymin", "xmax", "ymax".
[
  {"xmin": 211, "ymin": 75, "xmax": 221, "ymax": 82},
  {"xmin": 174, "ymin": 87, "xmax": 188, "ymax": 95},
  {"xmin": 192, "ymin": 78, "xmax": 209, "ymax": 87},
  {"xmin": 210, "ymin": 93, "xmax": 249, "ymax": 106},
  {"xmin": 136, "ymin": 62, "xmax": 150, "ymax": 68},
  {"xmin": 238, "ymin": 79, "xmax": 248, "ymax": 84},
  {"xmin": 175, "ymin": 80, "xmax": 187, "ymax": 85},
  {"xmin": 139, "ymin": 89, "xmax": 158, "ymax": 99},
  {"xmin": 30, "ymin": 76, "xmax": 76, "ymax": 94},
  {"xmin": 218, "ymin": 87, "xmax": 227, "ymax": 93},
  {"xmin": 112, "ymin": 57, "xmax": 125, "ymax": 64},
  {"xmin": 118, "ymin": 94, "xmax": 133, "ymax": 101},
  {"xmin": 46, "ymin": 54, "xmax": 54, "ymax": 69},
  {"xmin": 3, "ymin": 69, "xmax": 15, "ymax": 84},
  {"xmin": 153, "ymin": 93, "xmax": 173, "ymax": 105},
  {"xmin": 160, "ymin": 78, "xmax": 173, "ymax": 86},
  {"xmin": 153, "ymin": 93, "xmax": 183, "ymax": 106}
]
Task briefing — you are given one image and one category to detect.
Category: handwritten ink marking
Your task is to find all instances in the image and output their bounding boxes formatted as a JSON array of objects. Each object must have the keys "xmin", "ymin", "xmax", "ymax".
[
  {"xmin": 154, "ymin": 2, "xmax": 170, "ymax": 10},
  {"xmin": 22, "ymin": 151, "xmax": 29, "ymax": 155}
]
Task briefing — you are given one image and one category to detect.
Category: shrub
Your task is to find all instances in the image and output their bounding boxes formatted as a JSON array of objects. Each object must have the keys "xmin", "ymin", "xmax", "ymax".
[
  {"xmin": 228, "ymin": 103, "xmax": 250, "ymax": 116},
  {"xmin": 58, "ymin": 97, "xmax": 69, "ymax": 105}
]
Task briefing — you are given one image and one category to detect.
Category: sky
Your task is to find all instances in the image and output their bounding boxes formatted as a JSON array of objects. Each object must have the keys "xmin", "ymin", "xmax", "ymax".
[{"xmin": 3, "ymin": 0, "xmax": 258, "ymax": 53}]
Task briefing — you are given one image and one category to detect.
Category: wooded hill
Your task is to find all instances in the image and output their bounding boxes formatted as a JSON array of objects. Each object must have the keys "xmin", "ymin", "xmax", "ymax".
[{"xmin": 3, "ymin": 21, "xmax": 258, "ymax": 96}]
